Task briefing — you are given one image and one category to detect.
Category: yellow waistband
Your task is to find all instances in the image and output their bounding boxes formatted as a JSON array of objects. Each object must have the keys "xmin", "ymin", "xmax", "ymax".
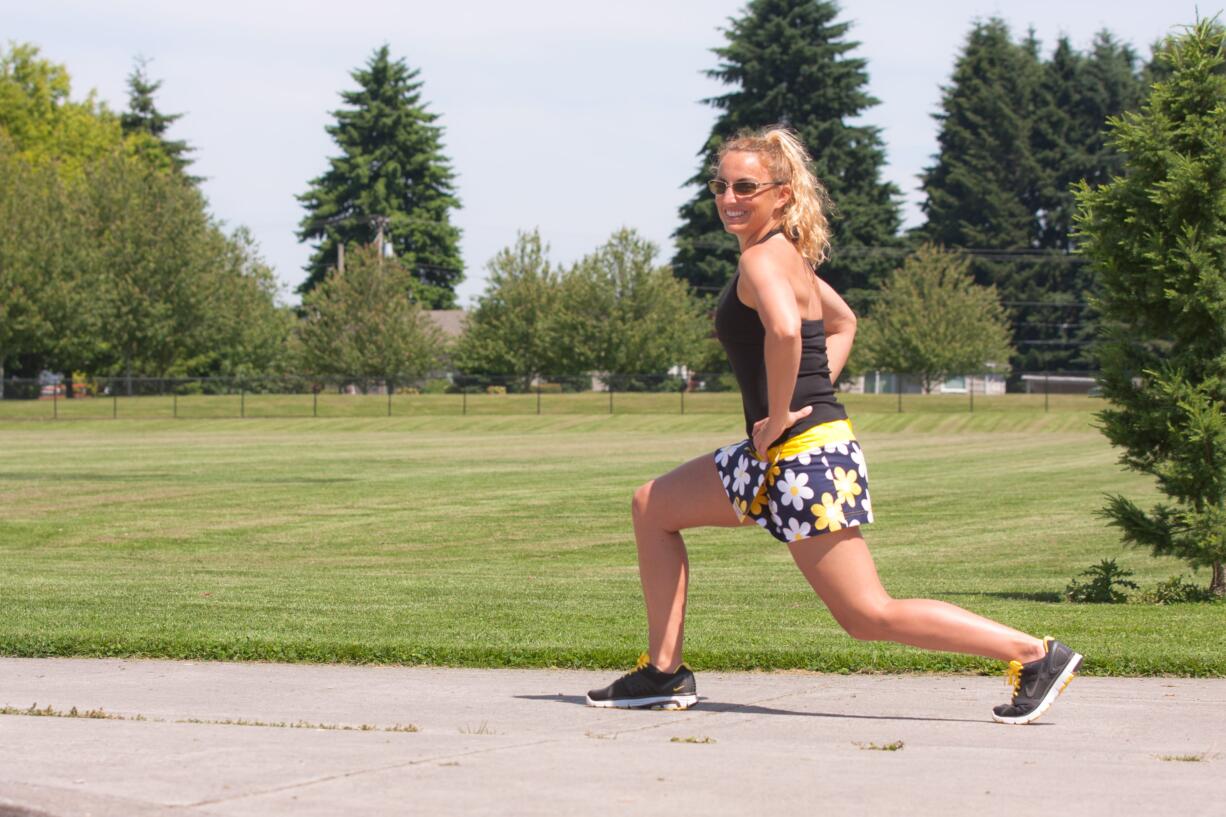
[{"xmin": 757, "ymin": 418, "xmax": 855, "ymax": 462}]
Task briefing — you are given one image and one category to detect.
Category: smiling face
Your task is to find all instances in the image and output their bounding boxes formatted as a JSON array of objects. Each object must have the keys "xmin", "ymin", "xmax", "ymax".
[{"xmin": 713, "ymin": 150, "xmax": 791, "ymax": 246}]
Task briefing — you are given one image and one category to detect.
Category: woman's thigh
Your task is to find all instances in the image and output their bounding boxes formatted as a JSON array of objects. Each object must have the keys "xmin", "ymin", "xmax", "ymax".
[
  {"xmin": 786, "ymin": 528, "xmax": 891, "ymax": 615},
  {"xmin": 635, "ymin": 450, "xmax": 745, "ymax": 533}
]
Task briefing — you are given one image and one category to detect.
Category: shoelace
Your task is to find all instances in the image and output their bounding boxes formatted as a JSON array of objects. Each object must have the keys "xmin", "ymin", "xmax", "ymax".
[
  {"xmin": 1004, "ymin": 660, "xmax": 1024, "ymax": 700},
  {"xmin": 620, "ymin": 652, "xmax": 652, "ymax": 679}
]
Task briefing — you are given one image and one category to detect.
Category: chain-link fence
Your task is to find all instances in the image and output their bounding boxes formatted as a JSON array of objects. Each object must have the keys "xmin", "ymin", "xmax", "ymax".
[{"xmin": 0, "ymin": 371, "xmax": 1100, "ymax": 421}]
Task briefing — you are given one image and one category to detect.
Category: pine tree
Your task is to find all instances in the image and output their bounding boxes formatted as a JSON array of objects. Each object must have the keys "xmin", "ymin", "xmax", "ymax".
[
  {"xmin": 1028, "ymin": 32, "xmax": 1147, "ymax": 371},
  {"xmin": 1074, "ymin": 20, "xmax": 1226, "ymax": 596},
  {"xmin": 296, "ymin": 45, "xmax": 462, "ymax": 308},
  {"xmin": 921, "ymin": 19, "xmax": 1042, "ymax": 253},
  {"xmin": 920, "ymin": 21, "xmax": 1152, "ymax": 374},
  {"xmin": 120, "ymin": 57, "xmax": 198, "ymax": 183},
  {"xmin": 920, "ymin": 20, "xmax": 1051, "ymax": 371},
  {"xmin": 671, "ymin": 0, "xmax": 901, "ymax": 304}
]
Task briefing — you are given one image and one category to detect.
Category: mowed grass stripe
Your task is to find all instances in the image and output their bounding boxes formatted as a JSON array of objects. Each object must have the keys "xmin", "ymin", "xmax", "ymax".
[{"xmin": 0, "ymin": 416, "xmax": 1221, "ymax": 675}]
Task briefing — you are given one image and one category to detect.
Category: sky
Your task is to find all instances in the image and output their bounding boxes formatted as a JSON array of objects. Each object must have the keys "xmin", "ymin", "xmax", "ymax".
[{"xmin": 5, "ymin": 0, "xmax": 1210, "ymax": 307}]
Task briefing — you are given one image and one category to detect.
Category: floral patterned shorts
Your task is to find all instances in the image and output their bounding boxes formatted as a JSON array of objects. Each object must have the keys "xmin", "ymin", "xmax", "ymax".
[{"xmin": 713, "ymin": 427, "xmax": 874, "ymax": 544}]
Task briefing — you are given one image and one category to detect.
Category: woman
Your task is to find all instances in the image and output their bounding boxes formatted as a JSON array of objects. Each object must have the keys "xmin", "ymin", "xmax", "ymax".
[{"xmin": 585, "ymin": 127, "xmax": 1082, "ymax": 725}]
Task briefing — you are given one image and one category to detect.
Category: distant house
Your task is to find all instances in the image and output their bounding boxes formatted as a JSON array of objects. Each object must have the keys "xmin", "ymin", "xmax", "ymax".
[
  {"xmin": 425, "ymin": 310, "xmax": 466, "ymax": 340},
  {"xmin": 846, "ymin": 371, "xmax": 1007, "ymax": 395}
]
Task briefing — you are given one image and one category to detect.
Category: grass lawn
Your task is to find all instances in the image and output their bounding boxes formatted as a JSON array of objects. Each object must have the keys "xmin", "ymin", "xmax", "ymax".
[{"xmin": 0, "ymin": 407, "xmax": 1221, "ymax": 676}]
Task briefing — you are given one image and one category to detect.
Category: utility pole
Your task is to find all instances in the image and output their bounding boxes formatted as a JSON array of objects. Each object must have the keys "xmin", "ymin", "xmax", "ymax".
[
  {"xmin": 312, "ymin": 212, "xmax": 389, "ymax": 271},
  {"xmin": 373, "ymin": 215, "xmax": 390, "ymax": 266}
]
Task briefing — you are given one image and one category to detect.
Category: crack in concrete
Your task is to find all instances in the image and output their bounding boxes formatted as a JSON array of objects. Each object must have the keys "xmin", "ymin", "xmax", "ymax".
[{"xmin": 183, "ymin": 736, "xmax": 562, "ymax": 809}]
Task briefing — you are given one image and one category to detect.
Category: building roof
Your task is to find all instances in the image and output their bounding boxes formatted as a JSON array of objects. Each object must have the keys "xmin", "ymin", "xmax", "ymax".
[{"xmin": 425, "ymin": 310, "xmax": 466, "ymax": 339}]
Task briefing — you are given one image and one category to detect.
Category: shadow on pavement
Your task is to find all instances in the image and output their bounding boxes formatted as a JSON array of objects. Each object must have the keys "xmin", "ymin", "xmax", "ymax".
[{"xmin": 512, "ymin": 694, "xmax": 1007, "ymax": 725}]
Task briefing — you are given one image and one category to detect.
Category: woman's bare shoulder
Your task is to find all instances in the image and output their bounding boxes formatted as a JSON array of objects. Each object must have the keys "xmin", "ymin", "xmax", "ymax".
[{"xmin": 738, "ymin": 238, "xmax": 798, "ymax": 282}]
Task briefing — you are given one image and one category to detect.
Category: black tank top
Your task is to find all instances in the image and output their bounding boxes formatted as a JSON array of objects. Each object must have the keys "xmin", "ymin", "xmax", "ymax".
[{"xmin": 713, "ymin": 242, "xmax": 847, "ymax": 445}]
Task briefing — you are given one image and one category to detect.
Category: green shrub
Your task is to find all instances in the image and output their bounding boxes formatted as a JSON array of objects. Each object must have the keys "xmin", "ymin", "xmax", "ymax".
[
  {"xmin": 1137, "ymin": 575, "xmax": 1219, "ymax": 605},
  {"xmin": 1065, "ymin": 559, "xmax": 1138, "ymax": 604}
]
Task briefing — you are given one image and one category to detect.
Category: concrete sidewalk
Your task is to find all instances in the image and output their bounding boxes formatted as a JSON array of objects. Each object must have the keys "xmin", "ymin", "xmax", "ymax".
[{"xmin": 0, "ymin": 658, "xmax": 1221, "ymax": 817}]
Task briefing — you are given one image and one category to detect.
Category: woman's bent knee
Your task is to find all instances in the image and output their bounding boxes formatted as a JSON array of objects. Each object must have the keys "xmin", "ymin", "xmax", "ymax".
[
  {"xmin": 631, "ymin": 480, "xmax": 655, "ymax": 523},
  {"xmin": 836, "ymin": 601, "xmax": 894, "ymax": 642}
]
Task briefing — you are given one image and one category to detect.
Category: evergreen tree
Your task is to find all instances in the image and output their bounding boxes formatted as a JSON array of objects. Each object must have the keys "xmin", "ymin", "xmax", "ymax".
[
  {"xmin": 120, "ymin": 56, "xmax": 199, "ymax": 183},
  {"xmin": 921, "ymin": 20, "xmax": 1152, "ymax": 374},
  {"xmin": 920, "ymin": 19, "xmax": 1042, "ymax": 253},
  {"xmin": 1074, "ymin": 20, "xmax": 1226, "ymax": 596},
  {"xmin": 920, "ymin": 19, "xmax": 1049, "ymax": 369},
  {"xmin": 1028, "ymin": 32, "xmax": 1147, "ymax": 371},
  {"xmin": 297, "ymin": 45, "xmax": 462, "ymax": 308},
  {"xmin": 671, "ymin": 0, "xmax": 901, "ymax": 304},
  {"xmin": 1035, "ymin": 31, "xmax": 1146, "ymax": 252}
]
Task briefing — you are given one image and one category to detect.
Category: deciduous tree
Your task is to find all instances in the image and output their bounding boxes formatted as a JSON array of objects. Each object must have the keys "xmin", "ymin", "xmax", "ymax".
[
  {"xmin": 856, "ymin": 244, "xmax": 1015, "ymax": 393},
  {"xmin": 557, "ymin": 229, "xmax": 709, "ymax": 383},
  {"xmin": 297, "ymin": 243, "xmax": 444, "ymax": 386},
  {"xmin": 454, "ymin": 230, "xmax": 561, "ymax": 389}
]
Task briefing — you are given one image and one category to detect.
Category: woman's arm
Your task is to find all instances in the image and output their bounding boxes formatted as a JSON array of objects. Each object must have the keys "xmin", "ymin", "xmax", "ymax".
[
  {"xmin": 738, "ymin": 251, "xmax": 813, "ymax": 455},
  {"xmin": 816, "ymin": 275, "xmax": 857, "ymax": 383}
]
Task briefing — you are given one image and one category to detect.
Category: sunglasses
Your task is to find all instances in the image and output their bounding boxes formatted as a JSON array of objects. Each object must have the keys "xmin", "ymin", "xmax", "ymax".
[{"xmin": 707, "ymin": 179, "xmax": 785, "ymax": 197}]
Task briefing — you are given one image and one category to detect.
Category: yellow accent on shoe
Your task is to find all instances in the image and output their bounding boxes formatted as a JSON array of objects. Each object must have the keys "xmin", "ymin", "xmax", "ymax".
[{"xmin": 1004, "ymin": 660, "xmax": 1024, "ymax": 699}]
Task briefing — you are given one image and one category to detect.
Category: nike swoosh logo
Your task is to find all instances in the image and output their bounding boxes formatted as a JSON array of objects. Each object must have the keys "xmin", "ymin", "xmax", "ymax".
[{"xmin": 673, "ymin": 684, "xmax": 686, "ymax": 692}]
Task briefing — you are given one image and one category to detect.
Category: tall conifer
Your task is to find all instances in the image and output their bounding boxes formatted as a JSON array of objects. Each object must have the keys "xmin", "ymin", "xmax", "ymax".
[
  {"xmin": 672, "ymin": 0, "xmax": 901, "ymax": 303},
  {"xmin": 921, "ymin": 20, "xmax": 1149, "ymax": 372},
  {"xmin": 921, "ymin": 19, "xmax": 1041, "ymax": 253},
  {"xmin": 1075, "ymin": 20, "xmax": 1226, "ymax": 595},
  {"xmin": 1029, "ymin": 33, "xmax": 1146, "ymax": 369},
  {"xmin": 120, "ymin": 57, "xmax": 198, "ymax": 183},
  {"xmin": 297, "ymin": 45, "xmax": 462, "ymax": 308}
]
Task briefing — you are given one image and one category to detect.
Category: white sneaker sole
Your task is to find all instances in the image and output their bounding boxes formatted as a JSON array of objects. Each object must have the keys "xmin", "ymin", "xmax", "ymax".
[
  {"xmin": 585, "ymin": 693, "xmax": 698, "ymax": 710},
  {"xmin": 992, "ymin": 653, "xmax": 1083, "ymax": 725}
]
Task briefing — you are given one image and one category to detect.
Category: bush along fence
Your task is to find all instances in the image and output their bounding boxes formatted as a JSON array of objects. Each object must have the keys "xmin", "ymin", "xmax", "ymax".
[{"xmin": 0, "ymin": 371, "xmax": 1101, "ymax": 421}]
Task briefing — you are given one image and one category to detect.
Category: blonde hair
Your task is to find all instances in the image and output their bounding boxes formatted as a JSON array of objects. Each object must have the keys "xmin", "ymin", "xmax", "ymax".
[{"xmin": 717, "ymin": 126, "xmax": 835, "ymax": 267}]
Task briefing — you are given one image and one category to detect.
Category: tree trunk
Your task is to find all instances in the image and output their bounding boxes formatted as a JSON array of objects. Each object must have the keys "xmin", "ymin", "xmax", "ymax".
[
  {"xmin": 1212, "ymin": 561, "xmax": 1224, "ymax": 597},
  {"xmin": 0, "ymin": 357, "xmax": 5, "ymax": 400},
  {"xmin": 125, "ymin": 355, "xmax": 133, "ymax": 397}
]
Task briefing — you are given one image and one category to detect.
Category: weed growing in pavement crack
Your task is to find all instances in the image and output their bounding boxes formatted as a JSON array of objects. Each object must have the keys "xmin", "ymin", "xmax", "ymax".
[
  {"xmin": 0, "ymin": 703, "xmax": 142, "ymax": 721},
  {"xmin": 177, "ymin": 717, "xmax": 419, "ymax": 732},
  {"xmin": 1157, "ymin": 752, "xmax": 1211, "ymax": 762},
  {"xmin": 855, "ymin": 740, "xmax": 905, "ymax": 751},
  {"xmin": 670, "ymin": 736, "xmax": 715, "ymax": 744},
  {"xmin": 0, "ymin": 704, "xmax": 418, "ymax": 733}
]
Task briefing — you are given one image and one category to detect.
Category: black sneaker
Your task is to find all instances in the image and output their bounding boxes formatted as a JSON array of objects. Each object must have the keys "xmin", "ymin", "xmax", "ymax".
[
  {"xmin": 992, "ymin": 637, "xmax": 1083, "ymax": 725},
  {"xmin": 585, "ymin": 653, "xmax": 698, "ymax": 710}
]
